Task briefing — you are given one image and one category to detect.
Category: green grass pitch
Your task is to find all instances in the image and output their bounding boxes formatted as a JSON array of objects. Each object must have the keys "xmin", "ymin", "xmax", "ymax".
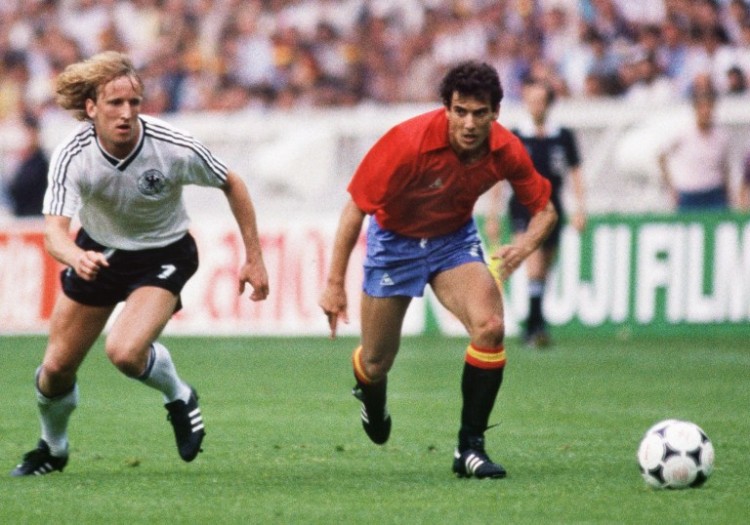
[{"xmin": 1, "ymin": 333, "xmax": 748, "ymax": 524}]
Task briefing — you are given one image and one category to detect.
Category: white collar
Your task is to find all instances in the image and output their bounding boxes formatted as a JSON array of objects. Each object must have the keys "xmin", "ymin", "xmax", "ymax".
[{"xmin": 515, "ymin": 113, "xmax": 562, "ymax": 138}]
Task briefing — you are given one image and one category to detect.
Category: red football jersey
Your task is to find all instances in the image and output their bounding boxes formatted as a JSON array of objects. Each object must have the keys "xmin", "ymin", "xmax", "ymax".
[{"xmin": 348, "ymin": 108, "xmax": 551, "ymax": 238}]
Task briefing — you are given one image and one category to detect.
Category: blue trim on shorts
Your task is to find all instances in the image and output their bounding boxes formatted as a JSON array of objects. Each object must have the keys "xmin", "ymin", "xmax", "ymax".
[{"xmin": 363, "ymin": 219, "xmax": 485, "ymax": 297}]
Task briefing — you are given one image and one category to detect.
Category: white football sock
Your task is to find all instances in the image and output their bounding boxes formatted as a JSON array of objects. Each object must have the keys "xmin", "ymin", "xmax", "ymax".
[
  {"xmin": 528, "ymin": 278, "xmax": 545, "ymax": 298},
  {"xmin": 138, "ymin": 342, "xmax": 191, "ymax": 403},
  {"xmin": 36, "ymin": 378, "xmax": 78, "ymax": 457}
]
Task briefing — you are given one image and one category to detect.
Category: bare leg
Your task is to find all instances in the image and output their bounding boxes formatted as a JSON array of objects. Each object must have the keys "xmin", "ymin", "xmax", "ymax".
[
  {"xmin": 107, "ymin": 286, "xmax": 203, "ymax": 461},
  {"xmin": 358, "ymin": 294, "xmax": 412, "ymax": 382},
  {"xmin": 37, "ymin": 295, "xmax": 113, "ymax": 456},
  {"xmin": 431, "ymin": 261, "xmax": 508, "ymax": 478},
  {"xmin": 106, "ymin": 287, "xmax": 190, "ymax": 402},
  {"xmin": 352, "ymin": 294, "xmax": 411, "ymax": 444}
]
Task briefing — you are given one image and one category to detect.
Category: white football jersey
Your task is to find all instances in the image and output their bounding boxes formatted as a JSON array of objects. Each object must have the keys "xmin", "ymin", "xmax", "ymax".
[{"xmin": 44, "ymin": 115, "xmax": 228, "ymax": 250}]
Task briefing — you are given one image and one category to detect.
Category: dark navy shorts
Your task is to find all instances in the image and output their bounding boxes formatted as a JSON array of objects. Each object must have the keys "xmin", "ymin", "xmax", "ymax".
[
  {"xmin": 61, "ymin": 229, "xmax": 199, "ymax": 310},
  {"xmin": 677, "ymin": 186, "xmax": 728, "ymax": 211},
  {"xmin": 363, "ymin": 219, "xmax": 485, "ymax": 298}
]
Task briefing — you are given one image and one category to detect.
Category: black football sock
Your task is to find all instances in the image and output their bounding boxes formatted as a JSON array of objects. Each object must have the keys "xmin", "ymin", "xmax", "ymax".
[
  {"xmin": 352, "ymin": 346, "xmax": 387, "ymax": 416},
  {"xmin": 527, "ymin": 279, "xmax": 545, "ymax": 334},
  {"xmin": 355, "ymin": 376, "xmax": 388, "ymax": 418},
  {"xmin": 459, "ymin": 345, "xmax": 505, "ymax": 450}
]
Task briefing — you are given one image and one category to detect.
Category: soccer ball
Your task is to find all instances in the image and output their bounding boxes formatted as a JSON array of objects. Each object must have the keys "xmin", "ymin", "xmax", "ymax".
[{"xmin": 637, "ymin": 419, "xmax": 714, "ymax": 489}]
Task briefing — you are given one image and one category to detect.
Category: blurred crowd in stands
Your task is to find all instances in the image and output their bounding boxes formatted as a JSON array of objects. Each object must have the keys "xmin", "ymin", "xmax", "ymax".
[{"xmin": 2, "ymin": 0, "xmax": 750, "ymax": 123}]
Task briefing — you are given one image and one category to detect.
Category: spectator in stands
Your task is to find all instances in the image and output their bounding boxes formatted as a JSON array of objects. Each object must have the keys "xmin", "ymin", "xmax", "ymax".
[
  {"xmin": 231, "ymin": 7, "xmax": 276, "ymax": 92},
  {"xmin": 583, "ymin": 70, "xmax": 610, "ymax": 97},
  {"xmin": 5, "ymin": 0, "xmax": 750, "ymax": 113},
  {"xmin": 634, "ymin": 23, "xmax": 664, "ymax": 61},
  {"xmin": 5, "ymin": 112, "xmax": 48, "ymax": 217},
  {"xmin": 733, "ymin": 20, "xmax": 750, "ymax": 80},
  {"xmin": 688, "ymin": 0, "xmax": 724, "ymax": 36},
  {"xmin": 725, "ymin": 64, "xmax": 748, "ymax": 94},
  {"xmin": 723, "ymin": 0, "xmax": 750, "ymax": 44},
  {"xmin": 613, "ymin": 0, "xmax": 666, "ymax": 27},
  {"xmin": 58, "ymin": 0, "xmax": 113, "ymax": 58},
  {"xmin": 400, "ymin": 31, "xmax": 443, "ymax": 103},
  {"xmin": 624, "ymin": 50, "xmax": 676, "ymax": 104},
  {"xmin": 561, "ymin": 27, "xmax": 622, "ymax": 97},
  {"xmin": 0, "ymin": 50, "xmax": 29, "ymax": 121},
  {"xmin": 582, "ymin": 0, "xmax": 634, "ymax": 43},
  {"xmin": 485, "ymin": 33, "xmax": 525, "ymax": 102},
  {"xmin": 539, "ymin": 6, "xmax": 579, "ymax": 68},
  {"xmin": 679, "ymin": 24, "xmax": 735, "ymax": 95},
  {"xmin": 657, "ymin": 16, "xmax": 690, "ymax": 83},
  {"xmin": 658, "ymin": 82, "xmax": 732, "ymax": 211}
]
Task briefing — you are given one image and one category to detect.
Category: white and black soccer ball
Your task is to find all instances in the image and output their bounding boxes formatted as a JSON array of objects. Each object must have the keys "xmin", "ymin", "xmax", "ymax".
[{"xmin": 637, "ymin": 419, "xmax": 714, "ymax": 489}]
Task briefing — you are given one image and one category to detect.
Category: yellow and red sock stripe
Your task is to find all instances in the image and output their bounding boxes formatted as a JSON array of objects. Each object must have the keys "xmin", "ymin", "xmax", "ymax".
[
  {"xmin": 352, "ymin": 346, "xmax": 374, "ymax": 384},
  {"xmin": 465, "ymin": 343, "xmax": 506, "ymax": 370}
]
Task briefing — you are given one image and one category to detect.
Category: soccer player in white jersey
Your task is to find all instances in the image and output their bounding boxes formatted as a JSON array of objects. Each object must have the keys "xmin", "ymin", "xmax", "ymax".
[{"xmin": 11, "ymin": 51, "xmax": 269, "ymax": 476}]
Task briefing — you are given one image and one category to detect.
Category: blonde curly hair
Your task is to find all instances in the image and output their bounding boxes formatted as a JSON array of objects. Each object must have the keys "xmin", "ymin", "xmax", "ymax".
[{"xmin": 55, "ymin": 51, "xmax": 143, "ymax": 121}]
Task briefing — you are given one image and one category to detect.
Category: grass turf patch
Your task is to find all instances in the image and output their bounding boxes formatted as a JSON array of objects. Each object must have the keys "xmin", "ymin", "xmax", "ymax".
[{"xmin": 1, "ymin": 333, "xmax": 748, "ymax": 524}]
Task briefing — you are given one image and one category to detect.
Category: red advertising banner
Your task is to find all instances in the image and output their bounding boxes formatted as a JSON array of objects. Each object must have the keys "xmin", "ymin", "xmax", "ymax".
[
  {"xmin": 0, "ymin": 228, "xmax": 62, "ymax": 332},
  {"xmin": 1, "ymin": 219, "xmax": 397, "ymax": 336},
  {"xmin": 0, "ymin": 217, "xmax": 454, "ymax": 336}
]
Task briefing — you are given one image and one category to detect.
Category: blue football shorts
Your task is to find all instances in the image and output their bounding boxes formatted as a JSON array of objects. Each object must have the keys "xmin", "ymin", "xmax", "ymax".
[
  {"xmin": 363, "ymin": 218, "xmax": 485, "ymax": 298},
  {"xmin": 61, "ymin": 229, "xmax": 199, "ymax": 311}
]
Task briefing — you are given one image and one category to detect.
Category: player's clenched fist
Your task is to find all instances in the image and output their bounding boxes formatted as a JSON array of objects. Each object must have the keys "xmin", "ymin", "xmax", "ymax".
[{"xmin": 75, "ymin": 250, "xmax": 110, "ymax": 281}]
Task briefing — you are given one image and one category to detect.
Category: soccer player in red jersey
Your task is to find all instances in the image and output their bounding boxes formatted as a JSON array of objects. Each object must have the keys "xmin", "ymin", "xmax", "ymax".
[{"xmin": 319, "ymin": 61, "xmax": 557, "ymax": 479}]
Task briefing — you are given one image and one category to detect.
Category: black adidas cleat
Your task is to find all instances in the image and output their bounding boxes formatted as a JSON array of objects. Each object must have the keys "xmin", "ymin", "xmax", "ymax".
[
  {"xmin": 10, "ymin": 440, "xmax": 68, "ymax": 477},
  {"xmin": 165, "ymin": 387, "xmax": 205, "ymax": 462},
  {"xmin": 452, "ymin": 436, "xmax": 507, "ymax": 479},
  {"xmin": 352, "ymin": 386, "xmax": 391, "ymax": 445}
]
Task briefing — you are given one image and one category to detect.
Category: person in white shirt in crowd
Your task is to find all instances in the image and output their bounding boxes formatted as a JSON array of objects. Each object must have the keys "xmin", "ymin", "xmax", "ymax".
[{"xmin": 658, "ymin": 79, "xmax": 732, "ymax": 211}]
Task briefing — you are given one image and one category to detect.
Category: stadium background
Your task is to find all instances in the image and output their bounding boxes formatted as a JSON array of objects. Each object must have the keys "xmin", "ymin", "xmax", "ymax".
[
  {"xmin": 1, "ymin": 6, "xmax": 747, "ymax": 523},
  {"xmin": 0, "ymin": 0, "xmax": 749, "ymax": 336}
]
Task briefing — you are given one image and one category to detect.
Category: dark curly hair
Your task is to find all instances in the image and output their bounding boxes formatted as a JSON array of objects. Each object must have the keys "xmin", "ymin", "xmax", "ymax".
[{"xmin": 439, "ymin": 61, "xmax": 503, "ymax": 111}]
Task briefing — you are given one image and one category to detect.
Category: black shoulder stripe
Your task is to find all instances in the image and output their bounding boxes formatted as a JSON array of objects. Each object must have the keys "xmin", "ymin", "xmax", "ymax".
[
  {"xmin": 49, "ymin": 128, "xmax": 95, "ymax": 215},
  {"xmin": 144, "ymin": 119, "xmax": 215, "ymax": 151},
  {"xmin": 145, "ymin": 124, "xmax": 228, "ymax": 177},
  {"xmin": 144, "ymin": 121, "xmax": 228, "ymax": 181}
]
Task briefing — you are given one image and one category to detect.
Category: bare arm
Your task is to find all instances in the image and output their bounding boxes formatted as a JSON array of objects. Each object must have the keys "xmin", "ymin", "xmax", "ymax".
[
  {"xmin": 740, "ymin": 183, "xmax": 750, "ymax": 211},
  {"xmin": 318, "ymin": 198, "xmax": 366, "ymax": 338},
  {"xmin": 222, "ymin": 170, "xmax": 269, "ymax": 301},
  {"xmin": 720, "ymin": 151, "xmax": 732, "ymax": 208},
  {"xmin": 657, "ymin": 151, "xmax": 677, "ymax": 208},
  {"xmin": 569, "ymin": 165, "xmax": 587, "ymax": 232},
  {"xmin": 484, "ymin": 182, "xmax": 504, "ymax": 248},
  {"xmin": 739, "ymin": 157, "xmax": 750, "ymax": 211},
  {"xmin": 495, "ymin": 200, "xmax": 557, "ymax": 281},
  {"xmin": 740, "ymin": 176, "xmax": 750, "ymax": 211},
  {"xmin": 44, "ymin": 214, "xmax": 109, "ymax": 282}
]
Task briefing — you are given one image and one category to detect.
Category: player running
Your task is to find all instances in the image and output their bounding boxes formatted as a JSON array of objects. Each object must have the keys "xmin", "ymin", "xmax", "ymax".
[
  {"xmin": 10, "ymin": 51, "xmax": 269, "ymax": 476},
  {"xmin": 319, "ymin": 61, "xmax": 557, "ymax": 479}
]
